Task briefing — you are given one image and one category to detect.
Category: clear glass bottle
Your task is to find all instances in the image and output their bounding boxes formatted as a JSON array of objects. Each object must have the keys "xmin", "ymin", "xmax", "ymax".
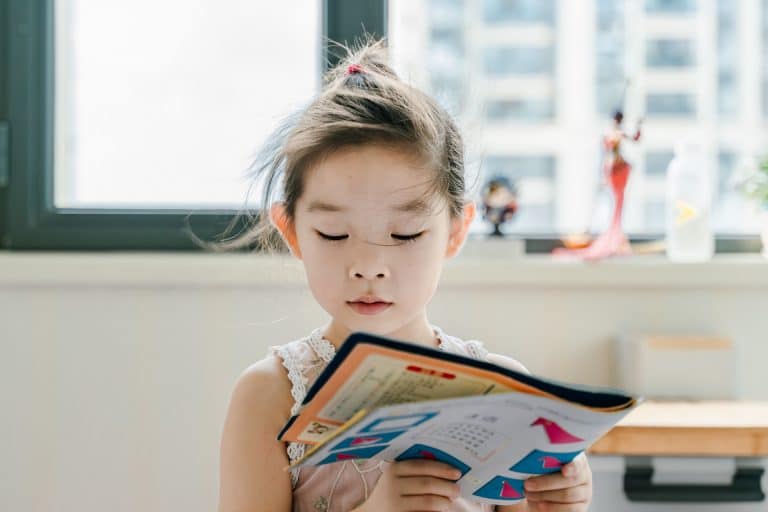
[{"xmin": 665, "ymin": 140, "xmax": 714, "ymax": 261}]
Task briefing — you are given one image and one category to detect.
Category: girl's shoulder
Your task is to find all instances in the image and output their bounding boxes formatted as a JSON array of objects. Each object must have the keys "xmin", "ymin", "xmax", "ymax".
[
  {"xmin": 220, "ymin": 349, "xmax": 298, "ymax": 510},
  {"xmin": 234, "ymin": 351, "xmax": 295, "ymax": 423},
  {"xmin": 229, "ymin": 330, "xmax": 324, "ymax": 424}
]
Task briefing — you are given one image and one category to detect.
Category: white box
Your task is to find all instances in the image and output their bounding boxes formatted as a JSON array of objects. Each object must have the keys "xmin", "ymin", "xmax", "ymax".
[{"xmin": 615, "ymin": 334, "xmax": 737, "ymax": 400}]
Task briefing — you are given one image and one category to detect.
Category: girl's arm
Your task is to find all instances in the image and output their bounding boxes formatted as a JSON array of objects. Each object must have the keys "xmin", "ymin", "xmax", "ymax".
[{"xmin": 218, "ymin": 358, "xmax": 293, "ymax": 512}]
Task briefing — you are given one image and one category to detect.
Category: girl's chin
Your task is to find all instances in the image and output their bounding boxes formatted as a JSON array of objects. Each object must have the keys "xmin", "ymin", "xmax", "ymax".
[{"xmin": 336, "ymin": 314, "xmax": 399, "ymax": 337}]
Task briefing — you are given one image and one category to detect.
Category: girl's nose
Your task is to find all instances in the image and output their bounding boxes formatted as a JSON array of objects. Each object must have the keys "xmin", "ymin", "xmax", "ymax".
[
  {"xmin": 349, "ymin": 261, "xmax": 390, "ymax": 280},
  {"xmin": 349, "ymin": 239, "xmax": 391, "ymax": 280}
]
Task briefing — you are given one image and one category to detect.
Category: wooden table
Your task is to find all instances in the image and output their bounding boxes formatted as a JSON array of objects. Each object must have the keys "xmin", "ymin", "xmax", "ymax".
[
  {"xmin": 588, "ymin": 401, "xmax": 768, "ymax": 504},
  {"xmin": 589, "ymin": 401, "xmax": 768, "ymax": 457}
]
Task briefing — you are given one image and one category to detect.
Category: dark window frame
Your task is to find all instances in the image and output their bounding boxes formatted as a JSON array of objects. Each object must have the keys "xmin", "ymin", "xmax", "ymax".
[
  {"xmin": 0, "ymin": 0, "xmax": 760, "ymax": 253},
  {"xmin": 0, "ymin": 0, "xmax": 387, "ymax": 250}
]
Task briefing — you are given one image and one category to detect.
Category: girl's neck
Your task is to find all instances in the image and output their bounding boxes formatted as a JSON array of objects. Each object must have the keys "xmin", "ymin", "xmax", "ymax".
[{"xmin": 320, "ymin": 314, "xmax": 440, "ymax": 351}]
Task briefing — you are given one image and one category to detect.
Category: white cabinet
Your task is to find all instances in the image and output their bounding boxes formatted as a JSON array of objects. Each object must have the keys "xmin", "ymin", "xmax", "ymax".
[{"xmin": 590, "ymin": 455, "xmax": 768, "ymax": 512}]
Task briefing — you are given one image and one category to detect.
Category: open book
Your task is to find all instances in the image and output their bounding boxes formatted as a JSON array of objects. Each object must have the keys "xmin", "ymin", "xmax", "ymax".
[{"xmin": 277, "ymin": 332, "xmax": 640, "ymax": 506}]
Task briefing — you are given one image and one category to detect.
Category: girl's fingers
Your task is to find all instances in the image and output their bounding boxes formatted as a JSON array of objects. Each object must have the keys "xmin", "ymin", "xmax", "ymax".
[
  {"xmin": 525, "ymin": 483, "xmax": 591, "ymax": 504},
  {"xmin": 399, "ymin": 475, "xmax": 461, "ymax": 498},
  {"xmin": 526, "ymin": 456, "xmax": 590, "ymax": 492},
  {"xmin": 561, "ymin": 453, "xmax": 589, "ymax": 479},
  {"xmin": 400, "ymin": 493, "xmax": 455, "ymax": 511},
  {"xmin": 525, "ymin": 472, "xmax": 581, "ymax": 492},
  {"xmin": 575, "ymin": 453, "xmax": 590, "ymax": 470},
  {"xmin": 392, "ymin": 459, "xmax": 462, "ymax": 480},
  {"xmin": 527, "ymin": 500, "xmax": 589, "ymax": 512}
]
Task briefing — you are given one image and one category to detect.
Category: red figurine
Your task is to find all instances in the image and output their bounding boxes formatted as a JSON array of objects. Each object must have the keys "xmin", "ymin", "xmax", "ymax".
[{"xmin": 554, "ymin": 110, "xmax": 642, "ymax": 260}]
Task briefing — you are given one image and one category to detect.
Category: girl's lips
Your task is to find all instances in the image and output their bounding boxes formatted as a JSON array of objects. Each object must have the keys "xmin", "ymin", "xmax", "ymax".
[{"xmin": 347, "ymin": 301, "xmax": 392, "ymax": 315}]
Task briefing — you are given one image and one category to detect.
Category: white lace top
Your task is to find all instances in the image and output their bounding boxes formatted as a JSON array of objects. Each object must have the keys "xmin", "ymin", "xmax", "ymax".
[{"xmin": 269, "ymin": 325, "xmax": 496, "ymax": 512}]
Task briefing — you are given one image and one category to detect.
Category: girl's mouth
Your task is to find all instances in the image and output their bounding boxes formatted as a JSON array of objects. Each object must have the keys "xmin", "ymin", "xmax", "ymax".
[{"xmin": 346, "ymin": 301, "xmax": 392, "ymax": 315}]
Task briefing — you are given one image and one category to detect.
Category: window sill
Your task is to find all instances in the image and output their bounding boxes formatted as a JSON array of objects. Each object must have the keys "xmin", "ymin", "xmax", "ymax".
[{"xmin": 0, "ymin": 246, "xmax": 766, "ymax": 289}]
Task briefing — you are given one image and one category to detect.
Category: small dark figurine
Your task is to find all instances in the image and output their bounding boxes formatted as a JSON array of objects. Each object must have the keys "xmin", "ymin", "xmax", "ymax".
[{"xmin": 481, "ymin": 176, "xmax": 519, "ymax": 236}]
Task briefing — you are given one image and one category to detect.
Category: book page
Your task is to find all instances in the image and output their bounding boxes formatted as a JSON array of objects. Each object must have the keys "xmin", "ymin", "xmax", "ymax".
[
  {"xmin": 319, "ymin": 354, "xmax": 500, "ymax": 422},
  {"xmin": 278, "ymin": 333, "xmax": 635, "ymax": 445},
  {"xmin": 292, "ymin": 392, "xmax": 638, "ymax": 506},
  {"xmin": 280, "ymin": 343, "xmax": 547, "ymax": 444}
]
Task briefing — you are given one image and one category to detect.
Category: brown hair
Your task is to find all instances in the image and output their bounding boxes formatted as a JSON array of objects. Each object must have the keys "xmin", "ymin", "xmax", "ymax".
[{"xmin": 202, "ymin": 38, "xmax": 469, "ymax": 254}]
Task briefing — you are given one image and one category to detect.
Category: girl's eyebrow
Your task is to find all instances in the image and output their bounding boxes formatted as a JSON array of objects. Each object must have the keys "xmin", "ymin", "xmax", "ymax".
[
  {"xmin": 306, "ymin": 197, "xmax": 431, "ymax": 214},
  {"xmin": 305, "ymin": 201, "xmax": 344, "ymax": 213},
  {"xmin": 392, "ymin": 197, "xmax": 432, "ymax": 214}
]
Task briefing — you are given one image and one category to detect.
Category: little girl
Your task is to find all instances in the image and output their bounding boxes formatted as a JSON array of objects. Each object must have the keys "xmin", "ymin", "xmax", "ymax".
[{"xmin": 218, "ymin": 40, "xmax": 592, "ymax": 512}]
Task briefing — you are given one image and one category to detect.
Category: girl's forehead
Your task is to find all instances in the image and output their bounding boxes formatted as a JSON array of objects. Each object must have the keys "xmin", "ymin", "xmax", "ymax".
[{"xmin": 299, "ymin": 145, "xmax": 440, "ymax": 214}]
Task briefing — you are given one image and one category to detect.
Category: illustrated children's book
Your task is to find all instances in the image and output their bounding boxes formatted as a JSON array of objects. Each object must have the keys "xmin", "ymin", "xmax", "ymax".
[{"xmin": 277, "ymin": 332, "xmax": 640, "ymax": 506}]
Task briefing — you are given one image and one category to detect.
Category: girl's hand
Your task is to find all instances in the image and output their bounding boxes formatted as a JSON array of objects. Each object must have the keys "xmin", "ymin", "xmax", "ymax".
[
  {"xmin": 354, "ymin": 459, "xmax": 462, "ymax": 512},
  {"xmin": 523, "ymin": 453, "xmax": 592, "ymax": 512}
]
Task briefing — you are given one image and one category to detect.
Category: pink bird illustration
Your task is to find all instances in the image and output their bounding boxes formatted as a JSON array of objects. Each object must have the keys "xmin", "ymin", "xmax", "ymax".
[
  {"xmin": 500, "ymin": 480, "xmax": 522, "ymax": 499},
  {"xmin": 350, "ymin": 436, "xmax": 381, "ymax": 446},
  {"xmin": 336, "ymin": 453, "xmax": 358, "ymax": 461},
  {"xmin": 419, "ymin": 450, "xmax": 437, "ymax": 460},
  {"xmin": 539, "ymin": 455, "xmax": 564, "ymax": 469},
  {"xmin": 531, "ymin": 417, "xmax": 584, "ymax": 444}
]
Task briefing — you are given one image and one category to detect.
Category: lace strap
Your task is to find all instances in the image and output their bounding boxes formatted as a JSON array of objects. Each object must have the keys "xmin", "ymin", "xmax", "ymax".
[
  {"xmin": 285, "ymin": 442, "xmax": 306, "ymax": 487},
  {"xmin": 270, "ymin": 328, "xmax": 337, "ymax": 488},
  {"xmin": 271, "ymin": 343, "xmax": 308, "ymax": 417},
  {"xmin": 432, "ymin": 324, "xmax": 489, "ymax": 361},
  {"xmin": 307, "ymin": 327, "xmax": 337, "ymax": 363},
  {"xmin": 463, "ymin": 339, "xmax": 490, "ymax": 360}
]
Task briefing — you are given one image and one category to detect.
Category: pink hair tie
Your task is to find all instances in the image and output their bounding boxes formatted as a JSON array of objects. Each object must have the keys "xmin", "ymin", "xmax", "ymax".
[{"xmin": 346, "ymin": 64, "xmax": 363, "ymax": 75}]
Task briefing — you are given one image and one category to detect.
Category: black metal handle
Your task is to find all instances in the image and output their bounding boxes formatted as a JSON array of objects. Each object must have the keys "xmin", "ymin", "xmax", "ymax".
[{"xmin": 624, "ymin": 466, "xmax": 765, "ymax": 503}]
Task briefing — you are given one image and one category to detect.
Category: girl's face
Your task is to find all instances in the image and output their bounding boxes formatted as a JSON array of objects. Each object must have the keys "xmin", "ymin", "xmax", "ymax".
[{"xmin": 271, "ymin": 144, "xmax": 474, "ymax": 343}]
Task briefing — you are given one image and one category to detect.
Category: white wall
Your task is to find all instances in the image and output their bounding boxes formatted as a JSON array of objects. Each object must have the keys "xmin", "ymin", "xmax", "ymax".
[{"xmin": 1, "ymin": 249, "xmax": 766, "ymax": 511}]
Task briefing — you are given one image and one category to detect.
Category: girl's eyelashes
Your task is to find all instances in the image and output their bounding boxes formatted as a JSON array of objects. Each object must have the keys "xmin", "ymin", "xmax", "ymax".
[
  {"xmin": 391, "ymin": 231, "xmax": 424, "ymax": 243},
  {"xmin": 315, "ymin": 231, "xmax": 348, "ymax": 242},
  {"xmin": 315, "ymin": 230, "xmax": 425, "ymax": 243}
]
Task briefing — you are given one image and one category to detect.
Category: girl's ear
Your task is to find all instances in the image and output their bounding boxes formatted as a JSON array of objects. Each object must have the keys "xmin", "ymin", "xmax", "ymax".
[
  {"xmin": 445, "ymin": 200, "xmax": 476, "ymax": 259},
  {"xmin": 269, "ymin": 202, "xmax": 302, "ymax": 259}
]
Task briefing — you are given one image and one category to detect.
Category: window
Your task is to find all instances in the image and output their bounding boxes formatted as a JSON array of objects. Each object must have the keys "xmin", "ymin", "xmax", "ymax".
[
  {"xmin": 482, "ymin": 0, "xmax": 555, "ymax": 24},
  {"xmin": 483, "ymin": 47, "xmax": 554, "ymax": 76},
  {"xmin": 4, "ymin": 0, "xmax": 762, "ymax": 251},
  {"xmin": 54, "ymin": 0, "xmax": 320, "ymax": 210},
  {"xmin": 596, "ymin": 0, "xmax": 626, "ymax": 115},
  {"xmin": 485, "ymin": 99, "xmax": 554, "ymax": 122},
  {"xmin": 717, "ymin": 0, "xmax": 738, "ymax": 117},
  {"xmin": 389, "ymin": 0, "xmax": 764, "ymax": 247},
  {"xmin": 1, "ymin": 0, "xmax": 386, "ymax": 249},
  {"xmin": 763, "ymin": 0, "xmax": 768, "ymax": 118},
  {"xmin": 646, "ymin": 93, "xmax": 696, "ymax": 116},
  {"xmin": 713, "ymin": 152, "xmax": 764, "ymax": 234},
  {"xmin": 645, "ymin": 0, "xmax": 697, "ymax": 14},
  {"xmin": 484, "ymin": 155, "xmax": 556, "ymax": 180},
  {"xmin": 644, "ymin": 199, "xmax": 666, "ymax": 231},
  {"xmin": 646, "ymin": 39, "xmax": 696, "ymax": 67},
  {"xmin": 645, "ymin": 151, "xmax": 674, "ymax": 176}
]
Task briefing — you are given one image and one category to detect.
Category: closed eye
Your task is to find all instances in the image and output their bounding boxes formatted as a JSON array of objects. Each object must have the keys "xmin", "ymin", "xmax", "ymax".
[
  {"xmin": 315, "ymin": 231, "xmax": 348, "ymax": 241},
  {"xmin": 315, "ymin": 231, "xmax": 425, "ymax": 243},
  {"xmin": 391, "ymin": 232, "xmax": 424, "ymax": 242}
]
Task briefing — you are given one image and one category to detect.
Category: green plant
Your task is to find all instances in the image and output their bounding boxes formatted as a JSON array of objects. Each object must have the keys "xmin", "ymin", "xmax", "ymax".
[{"xmin": 738, "ymin": 157, "xmax": 768, "ymax": 206}]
